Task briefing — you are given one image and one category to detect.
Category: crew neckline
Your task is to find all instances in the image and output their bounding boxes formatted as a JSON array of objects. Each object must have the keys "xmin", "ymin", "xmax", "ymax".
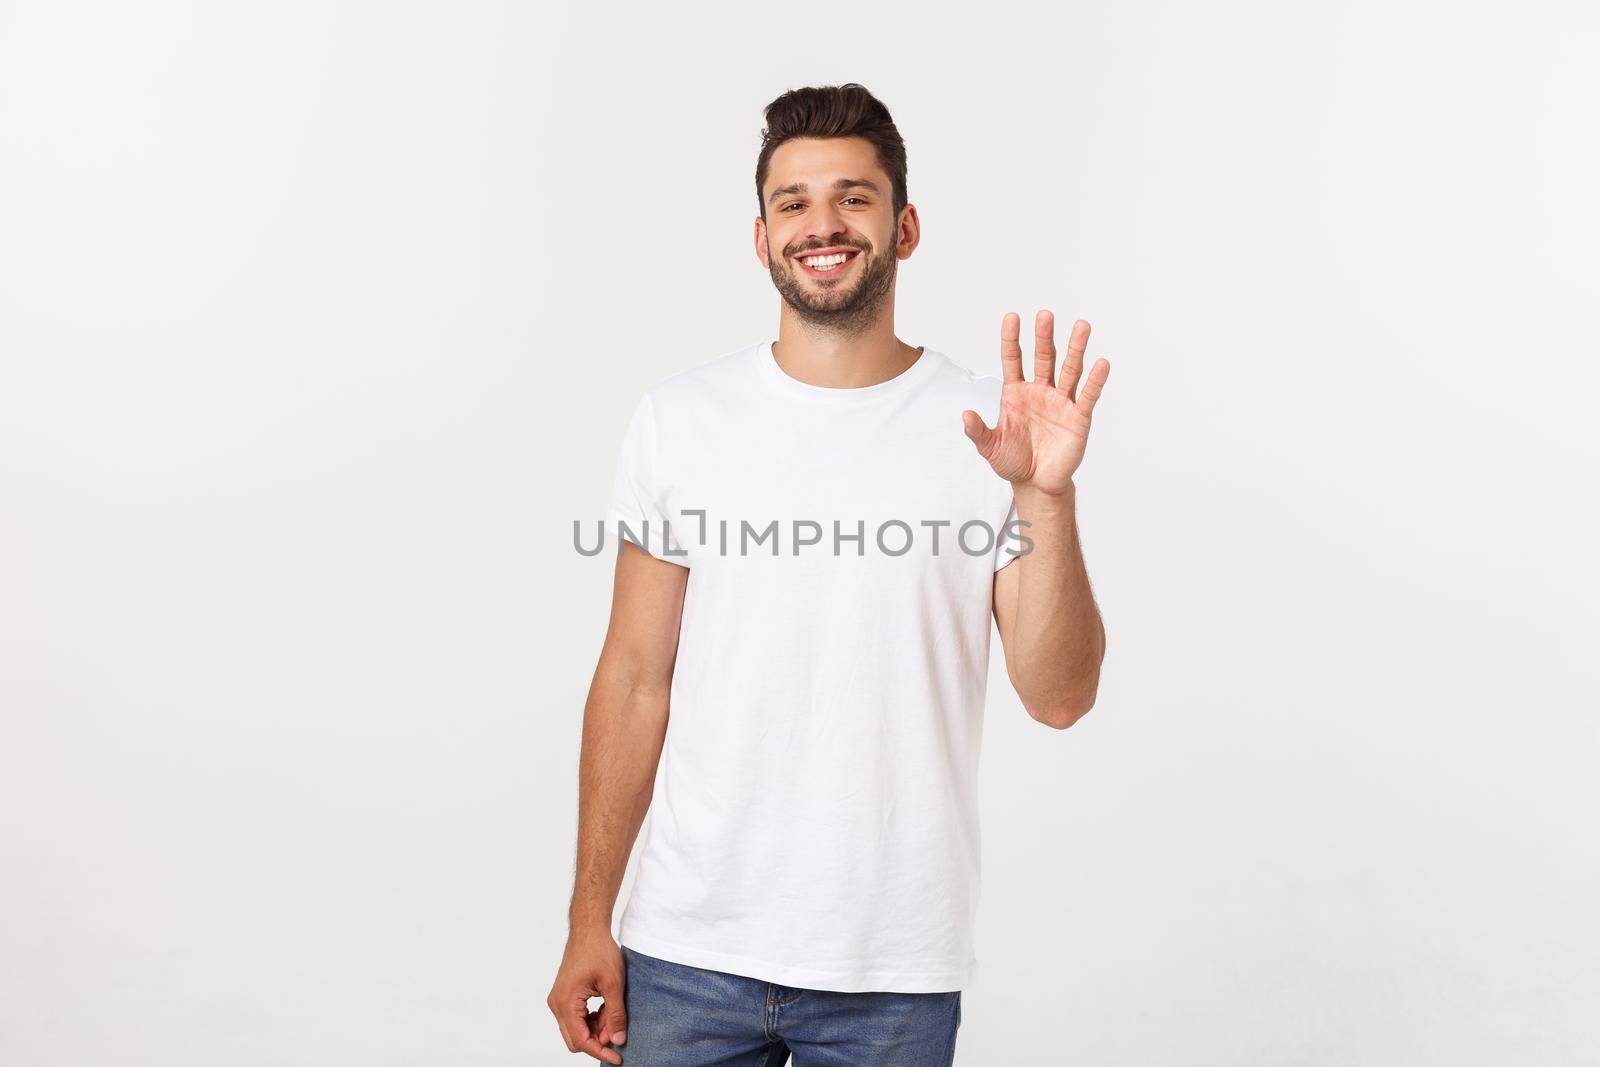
[{"xmin": 756, "ymin": 340, "xmax": 939, "ymax": 402}]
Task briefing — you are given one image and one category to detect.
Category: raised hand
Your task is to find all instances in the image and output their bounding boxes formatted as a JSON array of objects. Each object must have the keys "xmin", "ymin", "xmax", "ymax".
[{"xmin": 962, "ymin": 310, "xmax": 1110, "ymax": 494}]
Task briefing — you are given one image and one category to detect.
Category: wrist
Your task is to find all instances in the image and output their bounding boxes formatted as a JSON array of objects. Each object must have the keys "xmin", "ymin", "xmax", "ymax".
[
  {"xmin": 566, "ymin": 924, "xmax": 615, "ymax": 950},
  {"xmin": 567, "ymin": 907, "xmax": 615, "ymax": 940},
  {"xmin": 1012, "ymin": 479, "xmax": 1076, "ymax": 511}
]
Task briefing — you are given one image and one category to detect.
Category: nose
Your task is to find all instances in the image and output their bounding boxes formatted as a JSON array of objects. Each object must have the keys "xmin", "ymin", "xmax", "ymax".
[{"xmin": 803, "ymin": 200, "xmax": 850, "ymax": 248}]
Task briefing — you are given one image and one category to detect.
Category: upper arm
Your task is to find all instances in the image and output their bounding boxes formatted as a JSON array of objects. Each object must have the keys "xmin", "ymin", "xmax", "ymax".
[{"xmin": 596, "ymin": 540, "xmax": 689, "ymax": 693}]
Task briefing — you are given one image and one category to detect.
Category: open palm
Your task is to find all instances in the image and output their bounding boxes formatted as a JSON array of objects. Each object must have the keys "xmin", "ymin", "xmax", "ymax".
[{"xmin": 962, "ymin": 311, "xmax": 1110, "ymax": 494}]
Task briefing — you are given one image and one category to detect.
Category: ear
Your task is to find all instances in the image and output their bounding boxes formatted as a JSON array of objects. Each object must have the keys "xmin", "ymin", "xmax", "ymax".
[
  {"xmin": 754, "ymin": 215, "xmax": 769, "ymax": 268},
  {"xmin": 895, "ymin": 203, "xmax": 921, "ymax": 261}
]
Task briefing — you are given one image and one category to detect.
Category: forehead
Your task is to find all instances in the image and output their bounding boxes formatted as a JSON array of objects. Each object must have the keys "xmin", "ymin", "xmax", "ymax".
[{"xmin": 764, "ymin": 136, "xmax": 886, "ymax": 195}]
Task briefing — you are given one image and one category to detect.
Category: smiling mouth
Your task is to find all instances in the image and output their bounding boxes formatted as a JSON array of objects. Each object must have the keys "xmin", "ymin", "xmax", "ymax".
[{"xmin": 795, "ymin": 249, "xmax": 861, "ymax": 276}]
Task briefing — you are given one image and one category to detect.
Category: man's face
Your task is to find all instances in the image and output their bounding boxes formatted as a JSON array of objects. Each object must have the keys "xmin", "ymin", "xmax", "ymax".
[{"xmin": 757, "ymin": 136, "xmax": 907, "ymax": 331}]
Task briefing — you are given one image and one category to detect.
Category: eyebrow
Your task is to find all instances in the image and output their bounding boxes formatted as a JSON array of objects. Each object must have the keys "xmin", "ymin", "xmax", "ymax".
[{"xmin": 766, "ymin": 177, "xmax": 883, "ymax": 205}]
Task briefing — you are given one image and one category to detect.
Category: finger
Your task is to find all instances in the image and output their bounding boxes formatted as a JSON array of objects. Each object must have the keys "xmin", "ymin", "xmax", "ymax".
[
  {"xmin": 599, "ymin": 969, "xmax": 629, "ymax": 1050},
  {"xmin": 999, "ymin": 312, "xmax": 1024, "ymax": 382},
  {"xmin": 560, "ymin": 995, "xmax": 620, "ymax": 1065},
  {"xmin": 1059, "ymin": 319, "xmax": 1091, "ymax": 400},
  {"xmin": 587, "ymin": 1009, "xmax": 623, "ymax": 1064},
  {"xmin": 962, "ymin": 409, "xmax": 997, "ymax": 458},
  {"xmin": 583, "ymin": 1027, "xmax": 622, "ymax": 1065},
  {"xmin": 558, "ymin": 997, "xmax": 591, "ymax": 1051},
  {"xmin": 1033, "ymin": 309, "xmax": 1057, "ymax": 387},
  {"xmin": 1077, "ymin": 358, "xmax": 1110, "ymax": 417},
  {"xmin": 550, "ymin": 996, "xmax": 579, "ymax": 1054}
]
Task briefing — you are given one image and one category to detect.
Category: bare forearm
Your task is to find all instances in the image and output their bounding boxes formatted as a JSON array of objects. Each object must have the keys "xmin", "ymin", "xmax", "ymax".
[
  {"xmin": 568, "ymin": 667, "xmax": 670, "ymax": 934},
  {"xmin": 1006, "ymin": 482, "xmax": 1105, "ymax": 725}
]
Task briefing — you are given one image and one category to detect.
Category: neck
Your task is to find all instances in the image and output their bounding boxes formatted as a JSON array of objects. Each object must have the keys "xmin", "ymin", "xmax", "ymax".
[{"xmin": 771, "ymin": 306, "xmax": 921, "ymax": 389}]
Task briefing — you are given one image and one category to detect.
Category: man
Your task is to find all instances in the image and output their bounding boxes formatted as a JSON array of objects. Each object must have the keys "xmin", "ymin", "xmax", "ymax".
[{"xmin": 548, "ymin": 82, "xmax": 1110, "ymax": 1066}]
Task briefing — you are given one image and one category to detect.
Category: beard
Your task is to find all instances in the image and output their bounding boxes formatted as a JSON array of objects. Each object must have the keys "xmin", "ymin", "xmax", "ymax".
[{"xmin": 766, "ymin": 237, "xmax": 897, "ymax": 336}]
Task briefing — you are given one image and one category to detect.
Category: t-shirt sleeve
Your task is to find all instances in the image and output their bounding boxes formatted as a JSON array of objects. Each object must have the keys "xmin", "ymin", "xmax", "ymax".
[
  {"xmin": 604, "ymin": 393, "xmax": 689, "ymax": 567},
  {"xmin": 993, "ymin": 492, "xmax": 1023, "ymax": 572}
]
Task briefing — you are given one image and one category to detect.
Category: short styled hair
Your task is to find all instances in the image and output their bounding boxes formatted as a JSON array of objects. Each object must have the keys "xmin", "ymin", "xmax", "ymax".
[{"xmin": 755, "ymin": 83, "xmax": 909, "ymax": 223}]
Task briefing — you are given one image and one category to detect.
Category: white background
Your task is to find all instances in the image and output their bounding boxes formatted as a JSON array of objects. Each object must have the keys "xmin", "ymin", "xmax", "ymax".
[{"xmin": 3, "ymin": 1, "xmax": 1597, "ymax": 1064}]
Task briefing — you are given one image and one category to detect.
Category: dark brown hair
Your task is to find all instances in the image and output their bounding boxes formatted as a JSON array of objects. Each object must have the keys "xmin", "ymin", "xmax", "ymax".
[{"xmin": 755, "ymin": 83, "xmax": 909, "ymax": 223}]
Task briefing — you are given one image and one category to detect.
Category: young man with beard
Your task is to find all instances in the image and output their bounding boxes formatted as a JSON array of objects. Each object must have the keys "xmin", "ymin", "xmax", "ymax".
[{"xmin": 548, "ymin": 82, "xmax": 1110, "ymax": 1066}]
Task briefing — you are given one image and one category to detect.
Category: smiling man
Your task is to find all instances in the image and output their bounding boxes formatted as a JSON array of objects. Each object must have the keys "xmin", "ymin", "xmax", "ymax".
[{"xmin": 548, "ymin": 83, "xmax": 1110, "ymax": 1066}]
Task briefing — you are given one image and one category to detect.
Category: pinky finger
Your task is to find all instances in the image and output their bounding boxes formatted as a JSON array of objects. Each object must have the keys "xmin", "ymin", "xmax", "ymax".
[{"xmin": 1078, "ymin": 358, "xmax": 1110, "ymax": 417}]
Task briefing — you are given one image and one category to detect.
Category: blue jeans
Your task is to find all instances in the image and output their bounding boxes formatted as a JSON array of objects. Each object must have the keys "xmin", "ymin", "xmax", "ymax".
[{"xmin": 616, "ymin": 945, "xmax": 962, "ymax": 1067}]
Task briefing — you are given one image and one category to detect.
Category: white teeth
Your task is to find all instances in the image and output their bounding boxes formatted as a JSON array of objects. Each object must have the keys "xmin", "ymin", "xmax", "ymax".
[{"xmin": 801, "ymin": 252, "xmax": 852, "ymax": 269}]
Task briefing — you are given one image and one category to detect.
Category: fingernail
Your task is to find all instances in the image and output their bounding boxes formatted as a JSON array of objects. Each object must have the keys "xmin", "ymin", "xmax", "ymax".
[{"xmin": 613, "ymin": 1030, "xmax": 627, "ymax": 1045}]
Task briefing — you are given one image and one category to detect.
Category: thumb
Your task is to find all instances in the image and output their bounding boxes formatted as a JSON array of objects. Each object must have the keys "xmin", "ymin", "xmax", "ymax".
[
  {"xmin": 600, "ymin": 972, "xmax": 628, "ymax": 1047},
  {"xmin": 962, "ymin": 410, "xmax": 996, "ymax": 456}
]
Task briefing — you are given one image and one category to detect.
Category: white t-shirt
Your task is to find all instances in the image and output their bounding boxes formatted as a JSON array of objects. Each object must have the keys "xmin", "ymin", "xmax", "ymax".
[{"xmin": 604, "ymin": 339, "xmax": 1020, "ymax": 993}]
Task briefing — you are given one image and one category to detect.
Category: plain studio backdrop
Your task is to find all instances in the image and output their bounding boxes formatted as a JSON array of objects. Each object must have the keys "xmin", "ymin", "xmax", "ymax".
[{"xmin": 2, "ymin": 1, "xmax": 1597, "ymax": 1064}]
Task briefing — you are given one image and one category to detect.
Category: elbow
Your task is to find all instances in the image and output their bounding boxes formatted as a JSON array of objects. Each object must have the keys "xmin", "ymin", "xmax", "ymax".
[
  {"xmin": 1026, "ymin": 691, "xmax": 1096, "ymax": 730},
  {"xmin": 1013, "ymin": 627, "xmax": 1106, "ymax": 730},
  {"xmin": 1022, "ymin": 642, "xmax": 1105, "ymax": 730}
]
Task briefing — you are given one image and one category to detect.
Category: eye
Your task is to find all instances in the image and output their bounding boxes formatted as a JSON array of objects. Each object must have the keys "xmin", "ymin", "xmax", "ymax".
[
  {"xmin": 781, "ymin": 202, "xmax": 804, "ymax": 212},
  {"xmin": 843, "ymin": 197, "xmax": 866, "ymax": 205}
]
